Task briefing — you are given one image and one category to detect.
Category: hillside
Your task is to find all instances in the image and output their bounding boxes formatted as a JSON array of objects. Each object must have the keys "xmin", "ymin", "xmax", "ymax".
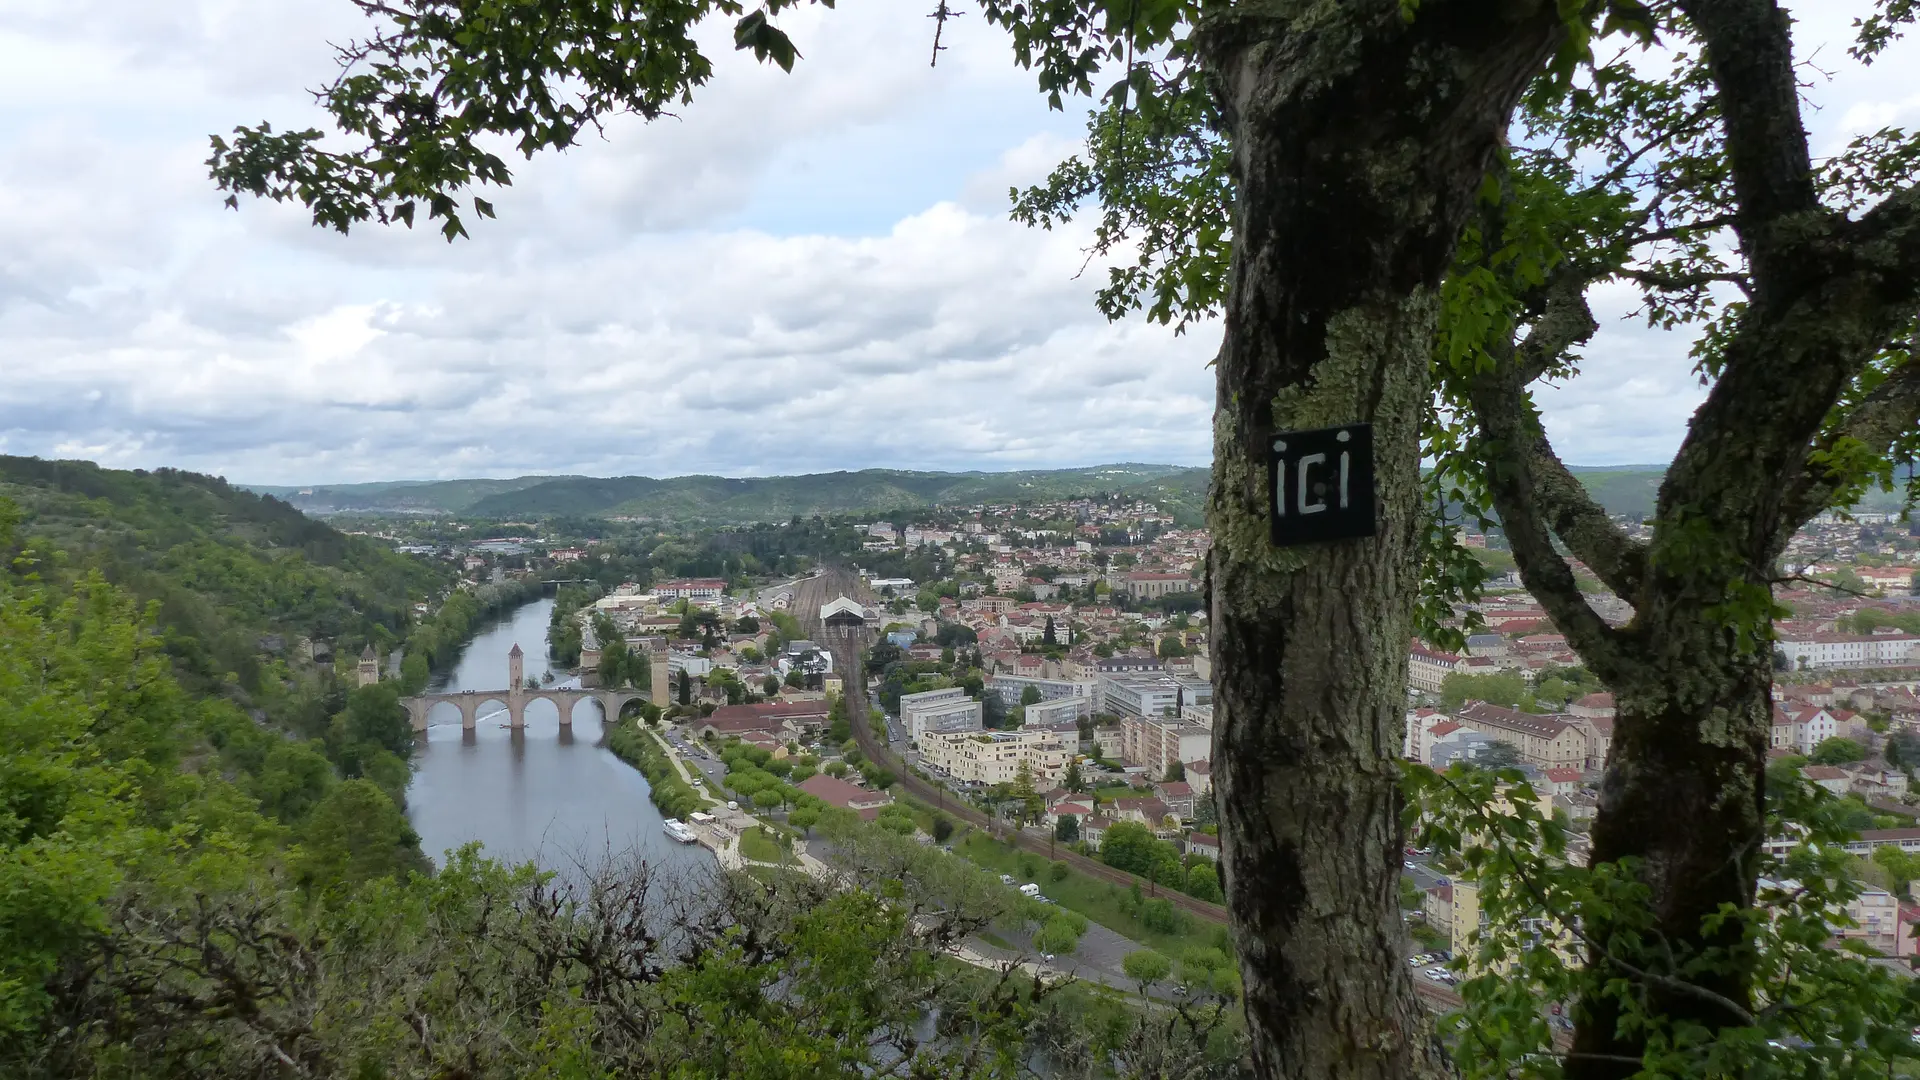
[
  {"xmin": 258, "ymin": 464, "xmax": 1211, "ymax": 523},
  {"xmin": 464, "ymin": 464, "xmax": 1207, "ymax": 521},
  {"xmin": 1563, "ymin": 465, "xmax": 1911, "ymax": 519},
  {"xmin": 0, "ymin": 456, "xmax": 451, "ymax": 693},
  {"xmin": 253, "ymin": 462, "xmax": 1910, "ymax": 527},
  {"xmin": 250, "ymin": 474, "xmax": 571, "ymax": 514}
]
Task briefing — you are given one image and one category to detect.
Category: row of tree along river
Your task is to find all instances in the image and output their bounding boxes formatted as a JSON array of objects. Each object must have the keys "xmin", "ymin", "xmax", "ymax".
[{"xmin": 405, "ymin": 596, "xmax": 713, "ymax": 875}]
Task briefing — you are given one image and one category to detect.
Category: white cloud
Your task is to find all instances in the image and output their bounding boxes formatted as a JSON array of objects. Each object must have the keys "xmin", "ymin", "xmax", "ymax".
[{"xmin": 0, "ymin": 0, "xmax": 1913, "ymax": 484}]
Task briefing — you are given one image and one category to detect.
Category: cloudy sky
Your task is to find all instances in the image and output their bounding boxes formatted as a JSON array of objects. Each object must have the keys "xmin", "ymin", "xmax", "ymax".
[{"xmin": 0, "ymin": 2, "xmax": 1914, "ymax": 485}]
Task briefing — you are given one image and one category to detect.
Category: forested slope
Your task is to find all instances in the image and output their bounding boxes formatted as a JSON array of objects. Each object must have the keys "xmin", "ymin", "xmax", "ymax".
[{"xmin": 0, "ymin": 456, "xmax": 448, "ymax": 692}]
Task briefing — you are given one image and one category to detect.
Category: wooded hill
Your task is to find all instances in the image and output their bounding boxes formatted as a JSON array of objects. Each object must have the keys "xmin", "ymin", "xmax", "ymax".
[
  {"xmin": 255, "ymin": 462, "xmax": 1908, "ymax": 526},
  {"xmin": 257, "ymin": 464, "xmax": 1212, "ymax": 523},
  {"xmin": 0, "ymin": 455, "xmax": 451, "ymax": 695}
]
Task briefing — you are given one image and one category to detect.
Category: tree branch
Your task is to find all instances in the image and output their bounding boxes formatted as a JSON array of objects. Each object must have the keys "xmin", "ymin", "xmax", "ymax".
[
  {"xmin": 1675, "ymin": 0, "xmax": 1820, "ymax": 294},
  {"xmin": 1466, "ymin": 365, "xmax": 1635, "ymax": 682},
  {"xmin": 1481, "ymin": 274, "xmax": 1651, "ymax": 613},
  {"xmin": 1617, "ymin": 266, "xmax": 1751, "ymax": 295},
  {"xmin": 1782, "ymin": 357, "xmax": 1920, "ymax": 527}
]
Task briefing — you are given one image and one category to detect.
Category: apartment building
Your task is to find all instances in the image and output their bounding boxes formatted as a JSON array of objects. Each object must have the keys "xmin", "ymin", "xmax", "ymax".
[
  {"xmin": 900, "ymin": 687, "xmax": 984, "ymax": 743},
  {"xmin": 1024, "ymin": 696, "xmax": 1086, "ymax": 727},
  {"xmin": 987, "ymin": 674, "xmax": 1095, "ymax": 713},
  {"xmin": 920, "ymin": 728, "xmax": 1073, "ymax": 786},
  {"xmin": 1120, "ymin": 711, "xmax": 1213, "ymax": 779},
  {"xmin": 1100, "ymin": 673, "xmax": 1212, "ymax": 718},
  {"xmin": 1452, "ymin": 702, "xmax": 1589, "ymax": 770}
]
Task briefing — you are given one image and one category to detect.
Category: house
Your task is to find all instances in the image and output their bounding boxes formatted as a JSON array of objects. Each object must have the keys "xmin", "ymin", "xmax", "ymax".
[
  {"xmin": 1184, "ymin": 759, "xmax": 1212, "ymax": 795},
  {"xmin": 1049, "ymin": 799, "xmax": 1096, "ymax": 827},
  {"xmin": 1109, "ymin": 796, "xmax": 1176, "ymax": 830},
  {"xmin": 1153, "ymin": 781, "xmax": 1196, "ymax": 819},
  {"xmin": 797, "ymin": 773, "xmax": 894, "ymax": 821},
  {"xmin": 1843, "ymin": 759, "xmax": 1910, "ymax": 798},
  {"xmin": 1836, "ymin": 887, "xmax": 1905, "ymax": 955},
  {"xmin": 919, "ymin": 728, "xmax": 1073, "ymax": 786},
  {"xmin": 1568, "ymin": 692, "xmax": 1615, "ymax": 719},
  {"xmin": 1081, "ymin": 815, "xmax": 1115, "ymax": 851},
  {"xmin": 901, "ymin": 687, "xmax": 984, "ymax": 742},
  {"xmin": 1775, "ymin": 706, "xmax": 1839, "ymax": 754},
  {"xmin": 737, "ymin": 732, "xmax": 789, "ymax": 757},
  {"xmin": 1185, "ymin": 831, "xmax": 1220, "ymax": 862},
  {"xmin": 1799, "ymin": 764, "xmax": 1851, "ymax": 795},
  {"xmin": 1543, "ymin": 767, "xmax": 1583, "ymax": 796}
]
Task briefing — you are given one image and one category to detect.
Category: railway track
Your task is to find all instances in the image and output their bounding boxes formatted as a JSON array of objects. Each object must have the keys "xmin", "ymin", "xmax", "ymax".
[
  {"xmin": 797, "ymin": 567, "xmax": 1467, "ymax": 1013},
  {"xmin": 796, "ymin": 574, "xmax": 1232, "ymax": 926}
]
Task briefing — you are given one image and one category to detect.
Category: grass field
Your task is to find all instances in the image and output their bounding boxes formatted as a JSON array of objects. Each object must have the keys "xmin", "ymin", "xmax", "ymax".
[
  {"xmin": 952, "ymin": 830, "xmax": 1227, "ymax": 960},
  {"xmin": 739, "ymin": 825, "xmax": 794, "ymax": 865}
]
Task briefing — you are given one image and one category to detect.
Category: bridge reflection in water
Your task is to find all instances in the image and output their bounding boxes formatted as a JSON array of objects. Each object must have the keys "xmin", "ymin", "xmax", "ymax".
[{"xmin": 404, "ymin": 643, "xmax": 653, "ymax": 732}]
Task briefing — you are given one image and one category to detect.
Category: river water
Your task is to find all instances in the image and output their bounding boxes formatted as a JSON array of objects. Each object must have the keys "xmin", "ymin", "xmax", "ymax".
[{"xmin": 405, "ymin": 596, "xmax": 713, "ymax": 876}]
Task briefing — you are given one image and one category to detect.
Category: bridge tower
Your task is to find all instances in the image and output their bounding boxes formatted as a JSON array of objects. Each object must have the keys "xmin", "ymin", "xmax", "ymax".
[
  {"xmin": 509, "ymin": 643, "xmax": 525, "ymax": 689},
  {"xmin": 357, "ymin": 644, "xmax": 380, "ymax": 687}
]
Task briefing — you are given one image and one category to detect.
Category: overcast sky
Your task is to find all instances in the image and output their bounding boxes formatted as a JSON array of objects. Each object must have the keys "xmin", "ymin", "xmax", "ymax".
[{"xmin": 1, "ymin": 2, "xmax": 1914, "ymax": 485}]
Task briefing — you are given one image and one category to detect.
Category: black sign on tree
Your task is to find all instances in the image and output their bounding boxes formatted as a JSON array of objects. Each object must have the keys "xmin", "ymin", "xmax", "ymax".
[{"xmin": 1268, "ymin": 424, "xmax": 1377, "ymax": 547}]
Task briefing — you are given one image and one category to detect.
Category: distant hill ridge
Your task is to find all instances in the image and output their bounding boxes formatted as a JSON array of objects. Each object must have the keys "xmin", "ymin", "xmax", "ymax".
[
  {"xmin": 255, "ymin": 464, "xmax": 1213, "ymax": 524},
  {"xmin": 250, "ymin": 462, "xmax": 1910, "ymax": 524}
]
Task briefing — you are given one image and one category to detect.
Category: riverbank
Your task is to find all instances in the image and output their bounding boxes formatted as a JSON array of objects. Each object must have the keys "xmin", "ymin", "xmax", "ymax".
[{"xmin": 606, "ymin": 721, "xmax": 709, "ymax": 819}]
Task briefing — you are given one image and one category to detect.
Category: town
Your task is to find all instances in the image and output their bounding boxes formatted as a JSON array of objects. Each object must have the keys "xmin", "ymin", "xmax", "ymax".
[{"xmin": 355, "ymin": 493, "xmax": 1920, "ymax": 984}]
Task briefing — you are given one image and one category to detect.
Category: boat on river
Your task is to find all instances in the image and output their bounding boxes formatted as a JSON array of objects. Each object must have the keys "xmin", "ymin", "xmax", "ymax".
[{"xmin": 662, "ymin": 819, "xmax": 699, "ymax": 844}]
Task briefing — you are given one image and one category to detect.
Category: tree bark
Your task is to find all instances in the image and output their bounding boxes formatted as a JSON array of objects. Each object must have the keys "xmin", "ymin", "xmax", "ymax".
[
  {"xmin": 1200, "ymin": 4, "xmax": 1563, "ymax": 1076},
  {"xmin": 1565, "ymin": 636, "xmax": 1771, "ymax": 1078}
]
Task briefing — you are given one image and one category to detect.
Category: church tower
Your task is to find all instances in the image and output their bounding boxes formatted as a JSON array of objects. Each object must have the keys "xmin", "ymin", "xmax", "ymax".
[{"xmin": 357, "ymin": 644, "xmax": 380, "ymax": 687}]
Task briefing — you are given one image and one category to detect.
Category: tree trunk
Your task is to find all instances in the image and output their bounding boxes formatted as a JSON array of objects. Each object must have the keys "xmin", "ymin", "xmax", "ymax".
[
  {"xmin": 1564, "ymin": 608, "xmax": 1773, "ymax": 1077},
  {"xmin": 1201, "ymin": 4, "xmax": 1562, "ymax": 1076}
]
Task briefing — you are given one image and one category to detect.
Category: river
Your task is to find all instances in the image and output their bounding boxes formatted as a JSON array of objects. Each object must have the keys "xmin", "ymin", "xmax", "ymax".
[{"xmin": 405, "ymin": 596, "xmax": 714, "ymax": 876}]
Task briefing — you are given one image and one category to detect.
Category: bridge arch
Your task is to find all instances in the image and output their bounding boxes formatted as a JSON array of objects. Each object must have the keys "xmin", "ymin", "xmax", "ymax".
[{"xmin": 470, "ymin": 696, "xmax": 513, "ymax": 729}]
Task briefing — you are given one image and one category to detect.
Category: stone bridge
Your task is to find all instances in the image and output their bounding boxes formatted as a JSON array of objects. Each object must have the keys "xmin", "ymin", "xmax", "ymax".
[{"xmin": 403, "ymin": 643, "xmax": 653, "ymax": 731}]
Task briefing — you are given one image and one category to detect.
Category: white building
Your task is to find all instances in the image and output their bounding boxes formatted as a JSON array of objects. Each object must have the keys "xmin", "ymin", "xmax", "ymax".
[
  {"xmin": 1771, "ymin": 705, "xmax": 1838, "ymax": 754},
  {"xmin": 667, "ymin": 651, "xmax": 713, "ymax": 678},
  {"xmin": 901, "ymin": 687, "xmax": 984, "ymax": 742},
  {"xmin": 1100, "ymin": 673, "xmax": 1212, "ymax": 718},
  {"xmin": 1776, "ymin": 631, "xmax": 1920, "ymax": 670},
  {"xmin": 1025, "ymin": 696, "xmax": 1086, "ymax": 727},
  {"xmin": 987, "ymin": 675, "xmax": 1094, "ymax": 713},
  {"xmin": 920, "ymin": 728, "xmax": 1073, "ymax": 786}
]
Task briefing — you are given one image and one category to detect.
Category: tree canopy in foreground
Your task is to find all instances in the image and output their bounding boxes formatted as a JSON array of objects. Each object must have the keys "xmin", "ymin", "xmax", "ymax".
[{"xmin": 207, "ymin": 1, "xmax": 1920, "ymax": 1077}]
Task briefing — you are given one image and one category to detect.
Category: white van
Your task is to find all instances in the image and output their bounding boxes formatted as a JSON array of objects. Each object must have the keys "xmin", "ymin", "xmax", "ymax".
[{"xmin": 1018, "ymin": 883, "xmax": 1042, "ymax": 898}]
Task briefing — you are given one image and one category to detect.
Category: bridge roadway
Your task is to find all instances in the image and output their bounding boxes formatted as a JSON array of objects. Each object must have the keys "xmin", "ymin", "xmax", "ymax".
[
  {"xmin": 402, "ymin": 686, "xmax": 654, "ymax": 732},
  {"xmin": 804, "ymin": 567, "xmax": 1465, "ymax": 1014}
]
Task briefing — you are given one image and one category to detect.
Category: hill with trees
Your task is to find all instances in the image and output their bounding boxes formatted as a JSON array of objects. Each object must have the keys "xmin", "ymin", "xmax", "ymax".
[
  {"xmin": 258, "ymin": 462, "xmax": 1891, "ymax": 526},
  {"xmin": 0, "ymin": 456, "xmax": 452, "ymax": 690}
]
